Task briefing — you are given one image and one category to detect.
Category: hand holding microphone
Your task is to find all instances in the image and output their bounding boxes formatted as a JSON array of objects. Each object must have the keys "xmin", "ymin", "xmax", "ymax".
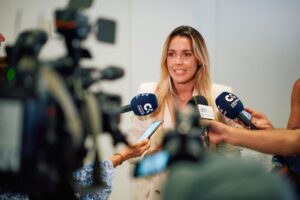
[
  {"xmin": 215, "ymin": 91, "xmax": 275, "ymax": 130},
  {"xmin": 244, "ymin": 107, "xmax": 274, "ymax": 130},
  {"xmin": 215, "ymin": 92, "xmax": 257, "ymax": 129}
]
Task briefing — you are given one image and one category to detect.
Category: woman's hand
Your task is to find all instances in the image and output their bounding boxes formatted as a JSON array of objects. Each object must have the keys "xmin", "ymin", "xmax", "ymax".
[
  {"xmin": 122, "ymin": 139, "xmax": 151, "ymax": 160},
  {"xmin": 244, "ymin": 107, "xmax": 274, "ymax": 130},
  {"xmin": 111, "ymin": 139, "xmax": 151, "ymax": 167},
  {"xmin": 202, "ymin": 120, "xmax": 230, "ymax": 144}
]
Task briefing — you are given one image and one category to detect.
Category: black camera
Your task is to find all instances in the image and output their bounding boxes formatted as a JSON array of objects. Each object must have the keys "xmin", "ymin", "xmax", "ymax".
[
  {"xmin": 0, "ymin": 0, "xmax": 124, "ymax": 199},
  {"xmin": 0, "ymin": 29, "xmax": 87, "ymax": 198}
]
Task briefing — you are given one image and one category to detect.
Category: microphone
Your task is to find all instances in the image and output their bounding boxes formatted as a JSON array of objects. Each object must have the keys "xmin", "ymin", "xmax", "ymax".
[
  {"xmin": 90, "ymin": 66, "xmax": 124, "ymax": 81},
  {"xmin": 188, "ymin": 95, "xmax": 213, "ymax": 145},
  {"xmin": 82, "ymin": 66, "xmax": 124, "ymax": 88},
  {"xmin": 215, "ymin": 92, "xmax": 256, "ymax": 129},
  {"xmin": 188, "ymin": 95, "xmax": 215, "ymax": 120},
  {"xmin": 119, "ymin": 93, "xmax": 158, "ymax": 116}
]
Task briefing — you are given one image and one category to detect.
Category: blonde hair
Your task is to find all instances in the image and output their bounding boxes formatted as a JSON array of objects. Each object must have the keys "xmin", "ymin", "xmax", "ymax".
[{"xmin": 153, "ymin": 26, "xmax": 222, "ymax": 124}]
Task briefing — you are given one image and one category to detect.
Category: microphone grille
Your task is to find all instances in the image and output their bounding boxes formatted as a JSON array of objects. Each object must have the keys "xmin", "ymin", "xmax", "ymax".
[
  {"xmin": 194, "ymin": 95, "xmax": 208, "ymax": 106},
  {"xmin": 188, "ymin": 95, "xmax": 208, "ymax": 106},
  {"xmin": 215, "ymin": 92, "xmax": 244, "ymax": 119},
  {"xmin": 131, "ymin": 93, "xmax": 158, "ymax": 116}
]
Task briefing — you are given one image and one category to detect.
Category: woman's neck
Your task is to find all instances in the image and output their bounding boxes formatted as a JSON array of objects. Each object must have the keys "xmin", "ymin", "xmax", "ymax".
[{"xmin": 173, "ymin": 81, "xmax": 195, "ymax": 107}]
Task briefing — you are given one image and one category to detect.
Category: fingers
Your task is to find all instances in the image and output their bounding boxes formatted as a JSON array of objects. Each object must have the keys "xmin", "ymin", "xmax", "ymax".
[
  {"xmin": 133, "ymin": 139, "xmax": 151, "ymax": 153},
  {"xmin": 245, "ymin": 107, "xmax": 265, "ymax": 119},
  {"xmin": 201, "ymin": 119, "xmax": 213, "ymax": 126},
  {"xmin": 135, "ymin": 138, "xmax": 150, "ymax": 146},
  {"xmin": 252, "ymin": 120, "xmax": 274, "ymax": 130},
  {"xmin": 244, "ymin": 107, "xmax": 256, "ymax": 115}
]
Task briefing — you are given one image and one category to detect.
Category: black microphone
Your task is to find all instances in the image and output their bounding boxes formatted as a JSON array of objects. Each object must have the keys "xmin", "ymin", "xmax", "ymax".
[
  {"xmin": 82, "ymin": 66, "xmax": 124, "ymax": 88},
  {"xmin": 188, "ymin": 95, "xmax": 214, "ymax": 145},
  {"xmin": 215, "ymin": 92, "xmax": 256, "ymax": 129},
  {"xmin": 119, "ymin": 93, "xmax": 158, "ymax": 116},
  {"xmin": 190, "ymin": 95, "xmax": 208, "ymax": 105},
  {"xmin": 92, "ymin": 66, "xmax": 124, "ymax": 80},
  {"xmin": 188, "ymin": 95, "xmax": 215, "ymax": 120}
]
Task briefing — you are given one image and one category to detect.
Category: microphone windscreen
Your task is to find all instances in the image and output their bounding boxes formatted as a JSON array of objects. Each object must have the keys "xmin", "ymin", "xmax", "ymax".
[
  {"xmin": 131, "ymin": 93, "xmax": 158, "ymax": 116},
  {"xmin": 215, "ymin": 92, "xmax": 244, "ymax": 119},
  {"xmin": 188, "ymin": 95, "xmax": 208, "ymax": 106},
  {"xmin": 194, "ymin": 95, "xmax": 208, "ymax": 106},
  {"xmin": 101, "ymin": 66, "xmax": 124, "ymax": 80}
]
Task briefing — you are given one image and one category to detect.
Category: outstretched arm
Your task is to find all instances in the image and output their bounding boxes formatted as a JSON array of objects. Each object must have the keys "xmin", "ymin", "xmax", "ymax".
[{"xmin": 204, "ymin": 120, "xmax": 300, "ymax": 156}]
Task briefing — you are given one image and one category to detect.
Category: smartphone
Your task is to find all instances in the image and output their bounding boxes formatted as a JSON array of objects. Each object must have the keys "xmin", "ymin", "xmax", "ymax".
[
  {"xmin": 138, "ymin": 120, "xmax": 163, "ymax": 141},
  {"xmin": 134, "ymin": 150, "xmax": 169, "ymax": 177}
]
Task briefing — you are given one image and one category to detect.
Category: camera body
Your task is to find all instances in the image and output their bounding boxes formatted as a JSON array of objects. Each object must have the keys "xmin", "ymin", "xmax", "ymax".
[
  {"xmin": 0, "ymin": 0, "xmax": 122, "ymax": 198},
  {"xmin": 0, "ymin": 32, "xmax": 87, "ymax": 198}
]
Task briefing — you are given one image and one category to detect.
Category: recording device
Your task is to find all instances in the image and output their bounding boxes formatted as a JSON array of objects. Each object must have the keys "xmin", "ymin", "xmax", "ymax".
[
  {"xmin": 215, "ymin": 92, "xmax": 256, "ymax": 129},
  {"xmin": 134, "ymin": 150, "xmax": 169, "ymax": 177},
  {"xmin": 138, "ymin": 120, "xmax": 163, "ymax": 141},
  {"xmin": 134, "ymin": 103, "xmax": 206, "ymax": 177},
  {"xmin": 0, "ymin": 30, "xmax": 85, "ymax": 198},
  {"xmin": 0, "ymin": 0, "xmax": 126, "ymax": 198},
  {"xmin": 119, "ymin": 93, "xmax": 158, "ymax": 116},
  {"xmin": 188, "ymin": 95, "xmax": 214, "ymax": 145},
  {"xmin": 188, "ymin": 95, "xmax": 215, "ymax": 120},
  {"xmin": 80, "ymin": 66, "xmax": 124, "ymax": 89}
]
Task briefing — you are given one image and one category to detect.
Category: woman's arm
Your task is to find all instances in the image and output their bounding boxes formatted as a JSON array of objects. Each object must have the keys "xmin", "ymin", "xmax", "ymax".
[
  {"xmin": 205, "ymin": 120, "xmax": 300, "ymax": 156},
  {"xmin": 73, "ymin": 139, "xmax": 150, "ymax": 199}
]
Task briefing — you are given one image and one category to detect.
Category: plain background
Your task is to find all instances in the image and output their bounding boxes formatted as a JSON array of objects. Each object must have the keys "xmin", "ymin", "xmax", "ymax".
[{"xmin": 1, "ymin": 0, "xmax": 300, "ymax": 199}]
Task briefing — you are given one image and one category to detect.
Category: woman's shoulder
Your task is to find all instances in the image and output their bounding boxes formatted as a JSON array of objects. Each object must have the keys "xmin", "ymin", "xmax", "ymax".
[
  {"xmin": 211, "ymin": 82, "xmax": 233, "ymax": 99},
  {"xmin": 212, "ymin": 82, "xmax": 232, "ymax": 92},
  {"xmin": 138, "ymin": 82, "xmax": 158, "ymax": 93}
]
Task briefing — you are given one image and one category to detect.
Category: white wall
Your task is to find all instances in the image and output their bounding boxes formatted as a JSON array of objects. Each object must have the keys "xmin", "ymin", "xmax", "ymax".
[
  {"xmin": 1, "ymin": 0, "xmax": 300, "ymax": 200},
  {"xmin": 214, "ymin": 0, "xmax": 300, "ymax": 127}
]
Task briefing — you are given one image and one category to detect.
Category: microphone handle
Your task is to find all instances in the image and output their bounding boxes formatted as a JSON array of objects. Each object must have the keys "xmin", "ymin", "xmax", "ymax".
[
  {"xmin": 237, "ymin": 112, "xmax": 257, "ymax": 130},
  {"xmin": 119, "ymin": 104, "xmax": 132, "ymax": 113}
]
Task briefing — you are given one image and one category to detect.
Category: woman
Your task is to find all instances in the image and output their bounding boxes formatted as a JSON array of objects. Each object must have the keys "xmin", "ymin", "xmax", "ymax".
[{"xmin": 129, "ymin": 25, "xmax": 240, "ymax": 200}]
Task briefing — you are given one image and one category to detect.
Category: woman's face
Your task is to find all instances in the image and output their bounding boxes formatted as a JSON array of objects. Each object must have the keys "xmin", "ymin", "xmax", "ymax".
[{"xmin": 167, "ymin": 35, "xmax": 198, "ymax": 85}]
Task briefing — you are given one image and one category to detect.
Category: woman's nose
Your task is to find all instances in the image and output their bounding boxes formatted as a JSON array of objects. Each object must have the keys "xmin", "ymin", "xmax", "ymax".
[{"xmin": 175, "ymin": 55, "xmax": 183, "ymax": 64}]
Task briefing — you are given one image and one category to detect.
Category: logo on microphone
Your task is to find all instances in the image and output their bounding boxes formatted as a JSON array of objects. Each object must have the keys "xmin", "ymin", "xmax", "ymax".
[
  {"xmin": 137, "ymin": 103, "xmax": 153, "ymax": 115},
  {"xmin": 225, "ymin": 93, "xmax": 240, "ymax": 108},
  {"xmin": 225, "ymin": 93, "xmax": 236, "ymax": 102},
  {"xmin": 143, "ymin": 103, "xmax": 153, "ymax": 114}
]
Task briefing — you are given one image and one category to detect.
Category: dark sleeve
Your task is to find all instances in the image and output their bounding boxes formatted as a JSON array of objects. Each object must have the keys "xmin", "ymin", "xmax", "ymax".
[
  {"xmin": 0, "ymin": 192, "xmax": 27, "ymax": 200},
  {"xmin": 73, "ymin": 159, "xmax": 114, "ymax": 200}
]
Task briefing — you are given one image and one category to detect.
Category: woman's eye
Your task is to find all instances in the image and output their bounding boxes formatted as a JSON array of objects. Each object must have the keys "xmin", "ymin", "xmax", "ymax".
[{"xmin": 167, "ymin": 52, "xmax": 174, "ymax": 57}]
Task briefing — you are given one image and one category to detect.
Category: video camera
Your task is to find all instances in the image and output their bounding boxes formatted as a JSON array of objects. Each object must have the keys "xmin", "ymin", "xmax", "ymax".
[{"xmin": 0, "ymin": 0, "xmax": 126, "ymax": 199}]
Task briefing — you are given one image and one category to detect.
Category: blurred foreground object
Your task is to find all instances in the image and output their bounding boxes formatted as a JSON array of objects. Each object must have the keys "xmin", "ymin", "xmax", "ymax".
[
  {"xmin": 163, "ymin": 155, "xmax": 296, "ymax": 200},
  {"xmin": 0, "ymin": 33, "xmax": 5, "ymax": 44}
]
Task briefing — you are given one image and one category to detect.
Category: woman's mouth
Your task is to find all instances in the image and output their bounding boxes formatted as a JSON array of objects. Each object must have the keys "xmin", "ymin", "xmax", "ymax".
[{"xmin": 174, "ymin": 69, "xmax": 186, "ymax": 75}]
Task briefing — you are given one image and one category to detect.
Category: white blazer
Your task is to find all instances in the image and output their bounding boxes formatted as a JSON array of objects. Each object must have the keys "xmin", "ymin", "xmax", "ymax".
[
  {"xmin": 128, "ymin": 82, "xmax": 240, "ymax": 200},
  {"xmin": 129, "ymin": 82, "xmax": 233, "ymax": 139}
]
